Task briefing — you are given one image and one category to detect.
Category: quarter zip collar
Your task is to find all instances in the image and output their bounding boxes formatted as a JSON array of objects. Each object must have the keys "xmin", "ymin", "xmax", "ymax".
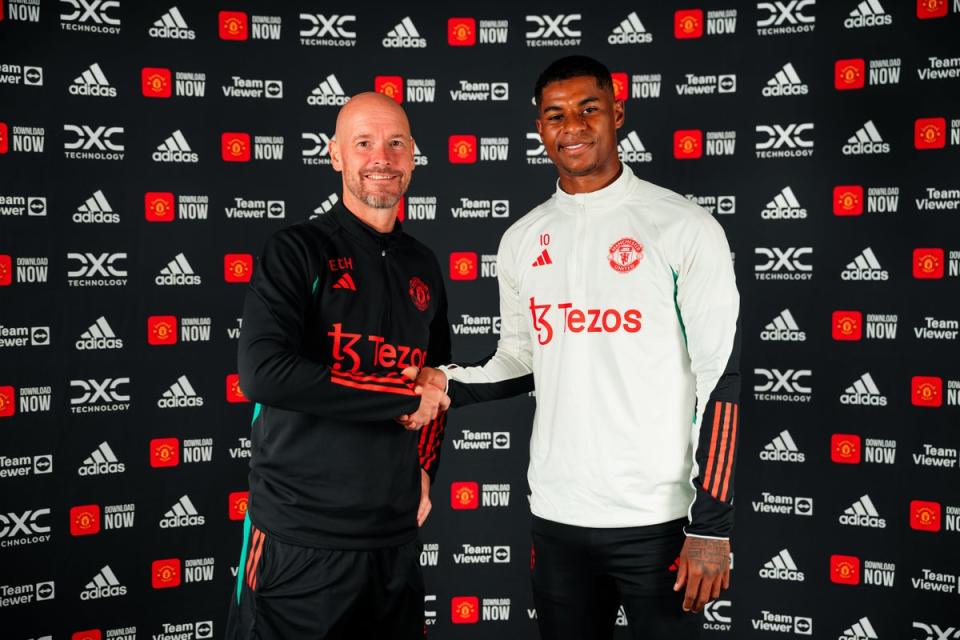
[
  {"xmin": 553, "ymin": 163, "xmax": 636, "ymax": 211},
  {"xmin": 330, "ymin": 200, "xmax": 406, "ymax": 253}
]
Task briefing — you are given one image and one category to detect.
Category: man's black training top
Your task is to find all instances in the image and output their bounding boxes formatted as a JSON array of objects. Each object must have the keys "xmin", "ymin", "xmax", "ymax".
[{"xmin": 238, "ymin": 202, "xmax": 451, "ymax": 549}]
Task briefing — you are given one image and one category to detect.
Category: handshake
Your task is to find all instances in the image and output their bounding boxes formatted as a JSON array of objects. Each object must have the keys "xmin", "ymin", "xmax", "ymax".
[{"xmin": 397, "ymin": 367, "xmax": 449, "ymax": 430}]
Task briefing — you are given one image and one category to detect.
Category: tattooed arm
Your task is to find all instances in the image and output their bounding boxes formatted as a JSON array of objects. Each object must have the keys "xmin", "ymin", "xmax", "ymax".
[{"xmin": 673, "ymin": 537, "xmax": 731, "ymax": 612}]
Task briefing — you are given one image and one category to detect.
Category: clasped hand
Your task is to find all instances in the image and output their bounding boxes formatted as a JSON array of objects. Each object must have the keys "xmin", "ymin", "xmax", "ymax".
[{"xmin": 396, "ymin": 367, "xmax": 449, "ymax": 430}]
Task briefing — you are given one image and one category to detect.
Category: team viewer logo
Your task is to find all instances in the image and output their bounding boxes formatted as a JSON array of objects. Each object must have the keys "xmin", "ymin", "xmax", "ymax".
[{"xmin": 451, "ymin": 481, "xmax": 479, "ymax": 509}]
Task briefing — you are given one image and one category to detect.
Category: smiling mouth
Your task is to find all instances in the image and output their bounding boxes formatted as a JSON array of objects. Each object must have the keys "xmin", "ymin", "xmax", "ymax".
[
  {"xmin": 559, "ymin": 141, "xmax": 593, "ymax": 153},
  {"xmin": 363, "ymin": 172, "xmax": 401, "ymax": 181}
]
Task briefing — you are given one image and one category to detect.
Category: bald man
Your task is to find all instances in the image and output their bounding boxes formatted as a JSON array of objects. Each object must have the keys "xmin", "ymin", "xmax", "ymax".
[{"xmin": 226, "ymin": 93, "xmax": 452, "ymax": 639}]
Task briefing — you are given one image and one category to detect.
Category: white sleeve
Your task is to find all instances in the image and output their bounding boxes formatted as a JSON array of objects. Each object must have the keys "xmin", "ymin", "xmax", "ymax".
[{"xmin": 439, "ymin": 233, "xmax": 535, "ymax": 405}]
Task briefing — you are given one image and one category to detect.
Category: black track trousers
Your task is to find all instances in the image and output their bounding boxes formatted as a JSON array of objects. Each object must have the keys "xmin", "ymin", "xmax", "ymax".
[
  {"xmin": 531, "ymin": 516, "xmax": 701, "ymax": 640},
  {"xmin": 227, "ymin": 523, "xmax": 425, "ymax": 640}
]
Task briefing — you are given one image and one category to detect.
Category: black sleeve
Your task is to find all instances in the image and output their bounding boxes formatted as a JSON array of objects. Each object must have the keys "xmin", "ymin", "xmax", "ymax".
[
  {"xmin": 447, "ymin": 358, "xmax": 535, "ymax": 408},
  {"xmin": 419, "ymin": 271, "xmax": 453, "ymax": 482},
  {"xmin": 686, "ymin": 315, "xmax": 742, "ymax": 539},
  {"xmin": 237, "ymin": 228, "xmax": 421, "ymax": 421}
]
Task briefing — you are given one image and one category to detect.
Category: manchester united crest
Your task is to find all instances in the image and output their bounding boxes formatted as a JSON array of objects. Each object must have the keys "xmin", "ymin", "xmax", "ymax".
[
  {"xmin": 608, "ymin": 237, "xmax": 643, "ymax": 273},
  {"xmin": 408, "ymin": 276, "xmax": 430, "ymax": 311}
]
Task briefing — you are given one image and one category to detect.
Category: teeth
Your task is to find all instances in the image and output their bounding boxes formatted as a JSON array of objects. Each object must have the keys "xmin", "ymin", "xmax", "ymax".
[{"xmin": 365, "ymin": 174, "xmax": 396, "ymax": 180}]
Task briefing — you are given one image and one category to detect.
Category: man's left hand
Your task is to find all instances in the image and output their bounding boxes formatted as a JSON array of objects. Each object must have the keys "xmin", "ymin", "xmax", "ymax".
[
  {"xmin": 673, "ymin": 536, "xmax": 731, "ymax": 613},
  {"xmin": 417, "ymin": 468, "xmax": 431, "ymax": 527}
]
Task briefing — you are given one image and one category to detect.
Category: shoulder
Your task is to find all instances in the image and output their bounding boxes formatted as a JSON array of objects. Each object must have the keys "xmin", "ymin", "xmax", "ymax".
[
  {"xmin": 500, "ymin": 195, "xmax": 556, "ymax": 249},
  {"xmin": 625, "ymin": 178, "xmax": 714, "ymax": 229}
]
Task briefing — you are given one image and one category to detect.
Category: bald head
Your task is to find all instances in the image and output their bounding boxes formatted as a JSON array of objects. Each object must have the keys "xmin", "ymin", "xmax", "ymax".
[
  {"xmin": 329, "ymin": 92, "xmax": 415, "ymax": 228},
  {"xmin": 335, "ymin": 92, "xmax": 411, "ymax": 141}
]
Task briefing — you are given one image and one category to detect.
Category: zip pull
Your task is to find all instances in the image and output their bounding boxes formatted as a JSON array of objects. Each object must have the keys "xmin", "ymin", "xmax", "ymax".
[{"xmin": 381, "ymin": 249, "xmax": 386, "ymax": 257}]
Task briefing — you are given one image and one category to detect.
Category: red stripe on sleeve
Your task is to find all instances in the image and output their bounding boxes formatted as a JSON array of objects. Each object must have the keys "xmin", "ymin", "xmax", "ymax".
[
  {"xmin": 719, "ymin": 404, "xmax": 738, "ymax": 502},
  {"xmin": 702, "ymin": 401, "xmax": 723, "ymax": 493},
  {"xmin": 710, "ymin": 402, "xmax": 733, "ymax": 498},
  {"xmin": 330, "ymin": 376, "xmax": 418, "ymax": 396}
]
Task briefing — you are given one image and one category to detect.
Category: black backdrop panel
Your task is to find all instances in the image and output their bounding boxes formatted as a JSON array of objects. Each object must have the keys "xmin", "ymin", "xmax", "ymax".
[{"xmin": 1, "ymin": 1, "xmax": 959, "ymax": 639}]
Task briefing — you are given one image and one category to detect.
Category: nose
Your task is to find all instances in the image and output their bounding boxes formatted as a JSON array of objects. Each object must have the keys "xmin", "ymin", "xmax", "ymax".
[
  {"xmin": 562, "ymin": 113, "xmax": 587, "ymax": 136},
  {"xmin": 369, "ymin": 143, "xmax": 391, "ymax": 166}
]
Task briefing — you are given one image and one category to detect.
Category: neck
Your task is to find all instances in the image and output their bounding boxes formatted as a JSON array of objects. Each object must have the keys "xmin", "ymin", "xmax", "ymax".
[
  {"xmin": 558, "ymin": 160, "xmax": 623, "ymax": 195},
  {"xmin": 341, "ymin": 189, "xmax": 396, "ymax": 233}
]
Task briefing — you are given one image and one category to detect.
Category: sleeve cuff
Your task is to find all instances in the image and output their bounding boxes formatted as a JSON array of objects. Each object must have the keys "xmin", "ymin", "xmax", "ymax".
[{"xmin": 682, "ymin": 528, "xmax": 729, "ymax": 541}]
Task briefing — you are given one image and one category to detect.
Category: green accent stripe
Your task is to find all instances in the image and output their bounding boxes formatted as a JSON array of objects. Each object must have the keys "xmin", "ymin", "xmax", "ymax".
[
  {"xmin": 235, "ymin": 512, "xmax": 252, "ymax": 603},
  {"xmin": 672, "ymin": 268, "xmax": 688, "ymax": 346},
  {"xmin": 250, "ymin": 402, "xmax": 262, "ymax": 427},
  {"xmin": 311, "ymin": 275, "xmax": 319, "ymax": 295}
]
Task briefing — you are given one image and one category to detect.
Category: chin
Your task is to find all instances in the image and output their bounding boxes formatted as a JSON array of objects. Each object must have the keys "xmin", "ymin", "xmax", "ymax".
[{"xmin": 559, "ymin": 161, "xmax": 599, "ymax": 177}]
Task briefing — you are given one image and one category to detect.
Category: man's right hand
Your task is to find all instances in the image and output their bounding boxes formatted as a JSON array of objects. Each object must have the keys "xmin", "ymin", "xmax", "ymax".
[
  {"xmin": 397, "ymin": 367, "xmax": 450, "ymax": 430},
  {"xmin": 415, "ymin": 366, "xmax": 447, "ymax": 392}
]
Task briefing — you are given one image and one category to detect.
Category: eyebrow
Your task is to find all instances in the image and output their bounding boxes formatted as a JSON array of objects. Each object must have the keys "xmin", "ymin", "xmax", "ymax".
[
  {"xmin": 350, "ymin": 132, "xmax": 411, "ymax": 142},
  {"xmin": 542, "ymin": 96, "xmax": 600, "ymax": 113}
]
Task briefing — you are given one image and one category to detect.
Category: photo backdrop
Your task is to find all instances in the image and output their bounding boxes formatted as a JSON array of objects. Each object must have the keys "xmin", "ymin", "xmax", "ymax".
[{"xmin": 1, "ymin": 1, "xmax": 959, "ymax": 638}]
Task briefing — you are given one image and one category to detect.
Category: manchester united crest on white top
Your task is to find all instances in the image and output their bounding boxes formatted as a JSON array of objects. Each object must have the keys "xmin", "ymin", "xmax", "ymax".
[{"xmin": 607, "ymin": 237, "xmax": 643, "ymax": 273}]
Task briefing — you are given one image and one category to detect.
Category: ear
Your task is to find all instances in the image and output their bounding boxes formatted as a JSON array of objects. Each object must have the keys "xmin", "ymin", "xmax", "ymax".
[
  {"xmin": 329, "ymin": 138, "xmax": 343, "ymax": 172},
  {"xmin": 535, "ymin": 118, "xmax": 543, "ymax": 135},
  {"xmin": 408, "ymin": 136, "xmax": 416, "ymax": 171},
  {"xmin": 613, "ymin": 100, "xmax": 625, "ymax": 130}
]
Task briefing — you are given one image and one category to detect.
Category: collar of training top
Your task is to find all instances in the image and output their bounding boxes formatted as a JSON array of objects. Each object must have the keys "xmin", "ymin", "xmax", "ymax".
[
  {"xmin": 329, "ymin": 200, "xmax": 408, "ymax": 251},
  {"xmin": 553, "ymin": 163, "xmax": 635, "ymax": 210}
]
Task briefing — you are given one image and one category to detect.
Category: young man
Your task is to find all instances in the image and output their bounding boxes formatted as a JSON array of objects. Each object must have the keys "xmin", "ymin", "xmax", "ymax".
[
  {"xmin": 227, "ymin": 93, "xmax": 451, "ymax": 639},
  {"xmin": 410, "ymin": 56, "xmax": 742, "ymax": 639}
]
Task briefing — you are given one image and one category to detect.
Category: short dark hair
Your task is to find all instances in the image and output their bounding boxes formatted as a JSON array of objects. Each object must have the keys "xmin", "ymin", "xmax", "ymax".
[{"xmin": 534, "ymin": 55, "xmax": 614, "ymax": 105}]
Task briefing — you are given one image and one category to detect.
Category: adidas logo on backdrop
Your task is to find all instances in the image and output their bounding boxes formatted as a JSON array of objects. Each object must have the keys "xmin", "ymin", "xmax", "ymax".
[
  {"xmin": 608, "ymin": 11, "xmax": 652, "ymax": 44},
  {"xmin": 762, "ymin": 63, "xmax": 808, "ymax": 97},
  {"xmin": 76, "ymin": 316, "xmax": 123, "ymax": 350},
  {"xmin": 307, "ymin": 74, "xmax": 350, "ymax": 106},
  {"xmin": 155, "ymin": 253, "xmax": 201, "ymax": 286},
  {"xmin": 69, "ymin": 63, "xmax": 117, "ymax": 97}
]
